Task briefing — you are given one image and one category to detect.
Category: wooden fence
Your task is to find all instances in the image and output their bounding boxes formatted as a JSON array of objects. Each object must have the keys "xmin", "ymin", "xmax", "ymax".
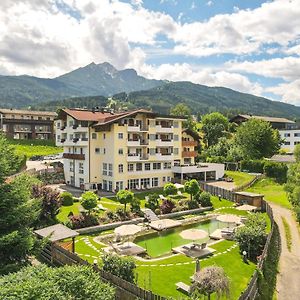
[
  {"xmin": 40, "ymin": 242, "xmax": 166, "ymax": 300},
  {"xmin": 200, "ymin": 182, "xmax": 236, "ymax": 201}
]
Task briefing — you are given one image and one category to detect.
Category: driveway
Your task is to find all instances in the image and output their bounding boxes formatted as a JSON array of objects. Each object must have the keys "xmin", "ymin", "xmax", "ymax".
[
  {"xmin": 270, "ymin": 203, "xmax": 300, "ymax": 299},
  {"xmin": 26, "ymin": 159, "xmax": 62, "ymax": 171}
]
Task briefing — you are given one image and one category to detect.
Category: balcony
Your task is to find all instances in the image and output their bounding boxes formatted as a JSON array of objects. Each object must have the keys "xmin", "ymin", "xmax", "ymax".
[
  {"xmin": 155, "ymin": 125, "xmax": 174, "ymax": 133},
  {"xmin": 182, "ymin": 140, "xmax": 197, "ymax": 147},
  {"xmin": 140, "ymin": 154, "xmax": 149, "ymax": 160},
  {"xmin": 63, "ymin": 153, "xmax": 85, "ymax": 160},
  {"xmin": 60, "ymin": 138, "xmax": 66, "ymax": 143},
  {"xmin": 182, "ymin": 151, "xmax": 197, "ymax": 158},
  {"xmin": 72, "ymin": 124, "xmax": 79, "ymax": 129},
  {"xmin": 156, "ymin": 139, "xmax": 174, "ymax": 147},
  {"xmin": 127, "ymin": 139, "xmax": 140, "ymax": 147},
  {"xmin": 60, "ymin": 126, "xmax": 66, "ymax": 131},
  {"xmin": 127, "ymin": 153, "xmax": 141, "ymax": 162},
  {"xmin": 73, "ymin": 138, "xmax": 79, "ymax": 143},
  {"xmin": 127, "ymin": 125, "xmax": 149, "ymax": 132},
  {"xmin": 154, "ymin": 153, "xmax": 174, "ymax": 160}
]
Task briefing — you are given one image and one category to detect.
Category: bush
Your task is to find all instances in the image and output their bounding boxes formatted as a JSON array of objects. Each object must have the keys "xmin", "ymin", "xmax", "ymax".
[
  {"xmin": 115, "ymin": 207, "xmax": 130, "ymax": 221},
  {"xmin": 81, "ymin": 191, "xmax": 98, "ymax": 213},
  {"xmin": 145, "ymin": 193, "xmax": 159, "ymax": 211},
  {"xmin": 198, "ymin": 192, "xmax": 212, "ymax": 207},
  {"xmin": 263, "ymin": 161, "xmax": 288, "ymax": 183},
  {"xmin": 105, "ymin": 210, "xmax": 116, "ymax": 221},
  {"xmin": 69, "ymin": 213, "xmax": 99, "ymax": 229},
  {"xmin": 163, "ymin": 183, "xmax": 177, "ymax": 196},
  {"xmin": 186, "ymin": 199, "xmax": 199, "ymax": 210},
  {"xmin": 160, "ymin": 199, "xmax": 175, "ymax": 214},
  {"xmin": 130, "ymin": 197, "xmax": 141, "ymax": 214},
  {"xmin": 240, "ymin": 159, "xmax": 265, "ymax": 173},
  {"xmin": 60, "ymin": 192, "xmax": 73, "ymax": 206},
  {"xmin": 102, "ymin": 253, "xmax": 136, "ymax": 283}
]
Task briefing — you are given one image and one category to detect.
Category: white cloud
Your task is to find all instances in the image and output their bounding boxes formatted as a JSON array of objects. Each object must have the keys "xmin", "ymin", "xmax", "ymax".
[{"xmin": 206, "ymin": 1, "xmax": 213, "ymax": 7}]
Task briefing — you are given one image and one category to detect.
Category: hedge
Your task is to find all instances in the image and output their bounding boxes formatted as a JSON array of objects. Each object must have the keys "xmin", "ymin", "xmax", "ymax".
[{"xmin": 241, "ymin": 160, "xmax": 265, "ymax": 173}]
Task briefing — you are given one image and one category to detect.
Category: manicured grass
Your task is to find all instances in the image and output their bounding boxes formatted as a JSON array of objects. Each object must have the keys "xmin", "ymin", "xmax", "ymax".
[
  {"xmin": 225, "ymin": 171, "xmax": 255, "ymax": 187},
  {"xmin": 282, "ymin": 217, "xmax": 292, "ymax": 252},
  {"xmin": 57, "ymin": 202, "xmax": 81, "ymax": 222},
  {"xmin": 246, "ymin": 178, "xmax": 292, "ymax": 209},
  {"xmin": 8, "ymin": 139, "xmax": 62, "ymax": 158},
  {"xmin": 211, "ymin": 196, "xmax": 234, "ymax": 209}
]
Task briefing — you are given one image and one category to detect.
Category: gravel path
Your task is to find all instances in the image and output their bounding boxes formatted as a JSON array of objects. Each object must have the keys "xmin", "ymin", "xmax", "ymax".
[{"xmin": 270, "ymin": 203, "xmax": 300, "ymax": 299}]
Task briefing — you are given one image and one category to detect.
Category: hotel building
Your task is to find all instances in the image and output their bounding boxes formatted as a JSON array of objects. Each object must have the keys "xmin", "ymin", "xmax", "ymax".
[{"xmin": 56, "ymin": 108, "xmax": 224, "ymax": 191}]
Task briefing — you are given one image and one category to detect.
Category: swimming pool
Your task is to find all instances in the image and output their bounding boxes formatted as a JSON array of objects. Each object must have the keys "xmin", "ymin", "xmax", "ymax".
[{"xmin": 134, "ymin": 219, "xmax": 227, "ymax": 258}]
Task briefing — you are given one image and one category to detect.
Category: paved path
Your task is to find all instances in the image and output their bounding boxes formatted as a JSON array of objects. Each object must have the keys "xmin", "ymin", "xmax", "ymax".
[{"xmin": 270, "ymin": 203, "xmax": 300, "ymax": 299}]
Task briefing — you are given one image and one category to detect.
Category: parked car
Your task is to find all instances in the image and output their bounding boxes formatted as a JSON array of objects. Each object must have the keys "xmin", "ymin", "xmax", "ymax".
[{"xmin": 29, "ymin": 155, "xmax": 44, "ymax": 161}]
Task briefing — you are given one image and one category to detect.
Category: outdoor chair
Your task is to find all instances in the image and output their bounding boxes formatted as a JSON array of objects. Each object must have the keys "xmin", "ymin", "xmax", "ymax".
[{"xmin": 176, "ymin": 282, "xmax": 191, "ymax": 295}]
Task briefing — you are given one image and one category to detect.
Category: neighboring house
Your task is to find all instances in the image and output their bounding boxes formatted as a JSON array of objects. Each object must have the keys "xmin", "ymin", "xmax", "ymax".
[
  {"xmin": 0, "ymin": 108, "xmax": 56, "ymax": 140},
  {"xmin": 55, "ymin": 108, "xmax": 224, "ymax": 190},
  {"xmin": 230, "ymin": 114, "xmax": 299, "ymax": 153}
]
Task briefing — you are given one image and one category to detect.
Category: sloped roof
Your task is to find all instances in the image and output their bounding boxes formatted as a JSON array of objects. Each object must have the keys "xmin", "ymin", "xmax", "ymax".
[
  {"xmin": 0, "ymin": 108, "xmax": 56, "ymax": 117},
  {"xmin": 34, "ymin": 224, "xmax": 79, "ymax": 241},
  {"xmin": 232, "ymin": 114, "xmax": 295, "ymax": 124}
]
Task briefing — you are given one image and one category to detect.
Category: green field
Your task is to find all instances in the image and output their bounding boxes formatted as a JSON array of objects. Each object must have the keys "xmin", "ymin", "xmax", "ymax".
[
  {"xmin": 246, "ymin": 178, "xmax": 291, "ymax": 209},
  {"xmin": 225, "ymin": 171, "xmax": 255, "ymax": 188},
  {"xmin": 8, "ymin": 139, "xmax": 63, "ymax": 158}
]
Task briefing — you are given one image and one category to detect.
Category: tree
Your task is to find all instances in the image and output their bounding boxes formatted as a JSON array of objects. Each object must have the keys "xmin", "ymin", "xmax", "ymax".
[
  {"xmin": 130, "ymin": 197, "xmax": 141, "ymax": 214},
  {"xmin": 294, "ymin": 144, "xmax": 300, "ymax": 162},
  {"xmin": 102, "ymin": 253, "xmax": 136, "ymax": 283},
  {"xmin": 191, "ymin": 266, "xmax": 230, "ymax": 300},
  {"xmin": 235, "ymin": 119, "xmax": 282, "ymax": 159},
  {"xmin": 0, "ymin": 174, "xmax": 41, "ymax": 274},
  {"xmin": 163, "ymin": 182, "xmax": 177, "ymax": 196},
  {"xmin": 184, "ymin": 179, "xmax": 200, "ymax": 201},
  {"xmin": 201, "ymin": 112, "xmax": 229, "ymax": 147},
  {"xmin": 60, "ymin": 191, "xmax": 74, "ymax": 206},
  {"xmin": 32, "ymin": 185, "xmax": 61, "ymax": 222},
  {"xmin": 0, "ymin": 264, "xmax": 115, "ymax": 299},
  {"xmin": 145, "ymin": 193, "xmax": 159, "ymax": 211},
  {"xmin": 234, "ymin": 214, "xmax": 267, "ymax": 259},
  {"xmin": 80, "ymin": 191, "xmax": 98, "ymax": 214},
  {"xmin": 170, "ymin": 103, "xmax": 196, "ymax": 130},
  {"xmin": 197, "ymin": 191, "xmax": 212, "ymax": 207},
  {"xmin": 116, "ymin": 190, "xmax": 134, "ymax": 212}
]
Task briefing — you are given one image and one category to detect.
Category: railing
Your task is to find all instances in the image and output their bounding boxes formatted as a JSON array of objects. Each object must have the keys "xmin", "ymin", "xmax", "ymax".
[
  {"xmin": 182, "ymin": 151, "xmax": 197, "ymax": 157},
  {"xmin": 182, "ymin": 140, "xmax": 197, "ymax": 147},
  {"xmin": 63, "ymin": 153, "xmax": 85, "ymax": 160}
]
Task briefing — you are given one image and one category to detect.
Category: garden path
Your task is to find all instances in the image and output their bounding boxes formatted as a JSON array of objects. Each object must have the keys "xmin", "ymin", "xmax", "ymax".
[{"xmin": 271, "ymin": 204, "xmax": 300, "ymax": 299}]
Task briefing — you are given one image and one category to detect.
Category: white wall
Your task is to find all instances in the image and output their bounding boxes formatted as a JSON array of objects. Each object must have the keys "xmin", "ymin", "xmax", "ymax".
[{"xmin": 279, "ymin": 129, "xmax": 300, "ymax": 153}]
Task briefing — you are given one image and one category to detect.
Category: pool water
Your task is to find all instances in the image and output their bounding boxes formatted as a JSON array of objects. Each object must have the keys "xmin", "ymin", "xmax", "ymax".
[{"xmin": 134, "ymin": 219, "xmax": 227, "ymax": 258}]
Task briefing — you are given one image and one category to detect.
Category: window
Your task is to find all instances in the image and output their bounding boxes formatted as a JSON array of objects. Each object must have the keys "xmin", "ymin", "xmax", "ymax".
[
  {"xmin": 153, "ymin": 163, "xmax": 161, "ymax": 170},
  {"xmin": 80, "ymin": 148, "xmax": 83, "ymax": 154},
  {"xmin": 103, "ymin": 180, "xmax": 108, "ymax": 191},
  {"xmin": 284, "ymin": 133, "xmax": 290, "ymax": 137},
  {"xmin": 118, "ymin": 164, "xmax": 123, "ymax": 173},
  {"xmin": 136, "ymin": 163, "xmax": 142, "ymax": 171},
  {"xmin": 57, "ymin": 135, "xmax": 60, "ymax": 141},
  {"xmin": 69, "ymin": 120, "xmax": 74, "ymax": 127},
  {"xmin": 164, "ymin": 162, "xmax": 172, "ymax": 169},
  {"xmin": 128, "ymin": 164, "xmax": 134, "ymax": 172},
  {"xmin": 79, "ymin": 178, "xmax": 84, "ymax": 186},
  {"xmin": 284, "ymin": 141, "xmax": 291, "ymax": 145},
  {"xmin": 141, "ymin": 178, "xmax": 150, "ymax": 188},
  {"xmin": 128, "ymin": 179, "xmax": 139, "ymax": 189},
  {"xmin": 149, "ymin": 134, "xmax": 156, "ymax": 141},
  {"xmin": 79, "ymin": 162, "xmax": 84, "ymax": 174},
  {"xmin": 118, "ymin": 148, "xmax": 124, "ymax": 155},
  {"xmin": 69, "ymin": 134, "xmax": 73, "ymax": 140},
  {"xmin": 69, "ymin": 161, "xmax": 74, "ymax": 172},
  {"xmin": 108, "ymin": 181, "xmax": 113, "ymax": 192},
  {"xmin": 145, "ymin": 163, "xmax": 151, "ymax": 171},
  {"xmin": 103, "ymin": 163, "xmax": 107, "ymax": 175},
  {"xmin": 294, "ymin": 133, "xmax": 300, "ymax": 137},
  {"xmin": 108, "ymin": 163, "xmax": 113, "ymax": 176},
  {"xmin": 174, "ymin": 121, "xmax": 179, "ymax": 128},
  {"xmin": 103, "ymin": 148, "xmax": 106, "ymax": 154},
  {"xmin": 295, "ymin": 141, "xmax": 300, "ymax": 145},
  {"xmin": 152, "ymin": 177, "xmax": 159, "ymax": 187},
  {"xmin": 103, "ymin": 133, "xmax": 106, "ymax": 139},
  {"xmin": 149, "ymin": 148, "xmax": 156, "ymax": 155},
  {"xmin": 116, "ymin": 181, "xmax": 123, "ymax": 191},
  {"xmin": 57, "ymin": 122, "xmax": 61, "ymax": 129},
  {"xmin": 95, "ymin": 148, "xmax": 100, "ymax": 154},
  {"xmin": 92, "ymin": 133, "xmax": 97, "ymax": 139},
  {"xmin": 174, "ymin": 148, "xmax": 179, "ymax": 155},
  {"xmin": 174, "ymin": 134, "xmax": 179, "ymax": 141},
  {"xmin": 118, "ymin": 133, "xmax": 123, "ymax": 139},
  {"xmin": 162, "ymin": 176, "xmax": 166, "ymax": 182}
]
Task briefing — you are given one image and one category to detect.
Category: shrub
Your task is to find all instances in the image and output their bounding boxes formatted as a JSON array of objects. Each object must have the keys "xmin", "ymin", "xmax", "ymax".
[
  {"xmin": 115, "ymin": 207, "xmax": 130, "ymax": 221},
  {"xmin": 163, "ymin": 183, "xmax": 177, "ymax": 196},
  {"xmin": 116, "ymin": 190, "xmax": 134, "ymax": 212},
  {"xmin": 60, "ymin": 192, "xmax": 73, "ymax": 206},
  {"xmin": 198, "ymin": 192, "xmax": 212, "ymax": 207},
  {"xmin": 102, "ymin": 253, "xmax": 136, "ymax": 283},
  {"xmin": 130, "ymin": 197, "xmax": 141, "ymax": 214},
  {"xmin": 69, "ymin": 213, "xmax": 99, "ymax": 229},
  {"xmin": 240, "ymin": 160, "xmax": 265, "ymax": 173},
  {"xmin": 145, "ymin": 193, "xmax": 159, "ymax": 211},
  {"xmin": 154, "ymin": 208, "xmax": 161, "ymax": 215},
  {"xmin": 263, "ymin": 161, "xmax": 288, "ymax": 183},
  {"xmin": 105, "ymin": 210, "xmax": 116, "ymax": 221},
  {"xmin": 186, "ymin": 199, "xmax": 199, "ymax": 210},
  {"xmin": 160, "ymin": 199, "xmax": 175, "ymax": 214},
  {"xmin": 81, "ymin": 191, "xmax": 98, "ymax": 214}
]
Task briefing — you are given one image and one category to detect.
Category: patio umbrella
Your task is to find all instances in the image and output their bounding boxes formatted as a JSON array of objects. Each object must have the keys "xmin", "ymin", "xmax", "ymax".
[
  {"xmin": 180, "ymin": 229, "xmax": 208, "ymax": 241},
  {"xmin": 216, "ymin": 215, "xmax": 241, "ymax": 228},
  {"xmin": 236, "ymin": 204, "xmax": 256, "ymax": 211},
  {"xmin": 114, "ymin": 224, "xmax": 141, "ymax": 237}
]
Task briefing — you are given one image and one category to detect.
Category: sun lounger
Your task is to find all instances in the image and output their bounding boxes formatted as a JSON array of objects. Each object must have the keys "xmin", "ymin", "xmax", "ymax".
[
  {"xmin": 182, "ymin": 245, "xmax": 191, "ymax": 250},
  {"xmin": 176, "ymin": 282, "xmax": 191, "ymax": 294}
]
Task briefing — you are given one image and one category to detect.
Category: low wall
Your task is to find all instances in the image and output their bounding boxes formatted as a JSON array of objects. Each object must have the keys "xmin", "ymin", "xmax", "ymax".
[{"xmin": 159, "ymin": 206, "xmax": 212, "ymax": 219}]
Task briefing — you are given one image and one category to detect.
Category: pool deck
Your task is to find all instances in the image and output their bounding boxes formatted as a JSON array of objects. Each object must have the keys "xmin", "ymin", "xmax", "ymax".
[
  {"xmin": 149, "ymin": 219, "xmax": 182, "ymax": 231},
  {"xmin": 172, "ymin": 243, "xmax": 216, "ymax": 258}
]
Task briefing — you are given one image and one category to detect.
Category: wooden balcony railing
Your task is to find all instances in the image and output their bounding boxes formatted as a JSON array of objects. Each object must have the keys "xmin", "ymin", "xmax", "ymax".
[
  {"xmin": 63, "ymin": 153, "xmax": 85, "ymax": 160},
  {"xmin": 182, "ymin": 140, "xmax": 197, "ymax": 147},
  {"xmin": 182, "ymin": 151, "xmax": 197, "ymax": 157}
]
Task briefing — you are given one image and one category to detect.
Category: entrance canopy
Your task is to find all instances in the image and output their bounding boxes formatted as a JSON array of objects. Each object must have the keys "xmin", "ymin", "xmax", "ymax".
[{"xmin": 34, "ymin": 224, "xmax": 79, "ymax": 242}]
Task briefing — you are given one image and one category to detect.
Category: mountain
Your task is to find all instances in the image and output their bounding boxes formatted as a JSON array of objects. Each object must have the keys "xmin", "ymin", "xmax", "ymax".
[
  {"xmin": 34, "ymin": 81, "xmax": 300, "ymax": 119},
  {"xmin": 0, "ymin": 62, "xmax": 163, "ymax": 108}
]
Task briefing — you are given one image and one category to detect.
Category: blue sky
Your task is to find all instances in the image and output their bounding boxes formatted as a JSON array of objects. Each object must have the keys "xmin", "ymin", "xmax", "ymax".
[{"xmin": 0, "ymin": 0, "xmax": 300, "ymax": 105}]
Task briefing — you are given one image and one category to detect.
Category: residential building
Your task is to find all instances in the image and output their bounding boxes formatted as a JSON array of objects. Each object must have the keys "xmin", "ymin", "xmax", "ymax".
[
  {"xmin": 56, "ymin": 108, "xmax": 224, "ymax": 191},
  {"xmin": 230, "ymin": 114, "xmax": 300, "ymax": 152},
  {"xmin": 0, "ymin": 108, "xmax": 56, "ymax": 140}
]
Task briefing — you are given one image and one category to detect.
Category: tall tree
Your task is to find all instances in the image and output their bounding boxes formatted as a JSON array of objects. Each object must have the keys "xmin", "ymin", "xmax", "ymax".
[
  {"xmin": 0, "ymin": 174, "xmax": 41, "ymax": 274},
  {"xmin": 235, "ymin": 119, "xmax": 282, "ymax": 159},
  {"xmin": 116, "ymin": 190, "xmax": 134, "ymax": 212},
  {"xmin": 201, "ymin": 112, "xmax": 229, "ymax": 147},
  {"xmin": 184, "ymin": 179, "xmax": 200, "ymax": 201},
  {"xmin": 191, "ymin": 266, "xmax": 230, "ymax": 300}
]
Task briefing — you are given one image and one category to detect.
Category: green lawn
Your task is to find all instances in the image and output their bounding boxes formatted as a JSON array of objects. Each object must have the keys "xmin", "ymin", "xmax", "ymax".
[
  {"xmin": 57, "ymin": 202, "xmax": 81, "ymax": 222},
  {"xmin": 8, "ymin": 139, "xmax": 63, "ymax": 158},
  {"xmin": 246, "ymin": 178, "xmax": 291, "ymax": 209},
  {"xmin": 225, "ymin": 171, "xmax": 255, "ymax": 188}
]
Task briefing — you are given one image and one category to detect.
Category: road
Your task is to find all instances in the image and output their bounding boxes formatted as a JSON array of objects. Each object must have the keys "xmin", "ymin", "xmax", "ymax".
[{"xmin": 270, "ymin": 203, "xmax": 300, "ymax": 299}]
